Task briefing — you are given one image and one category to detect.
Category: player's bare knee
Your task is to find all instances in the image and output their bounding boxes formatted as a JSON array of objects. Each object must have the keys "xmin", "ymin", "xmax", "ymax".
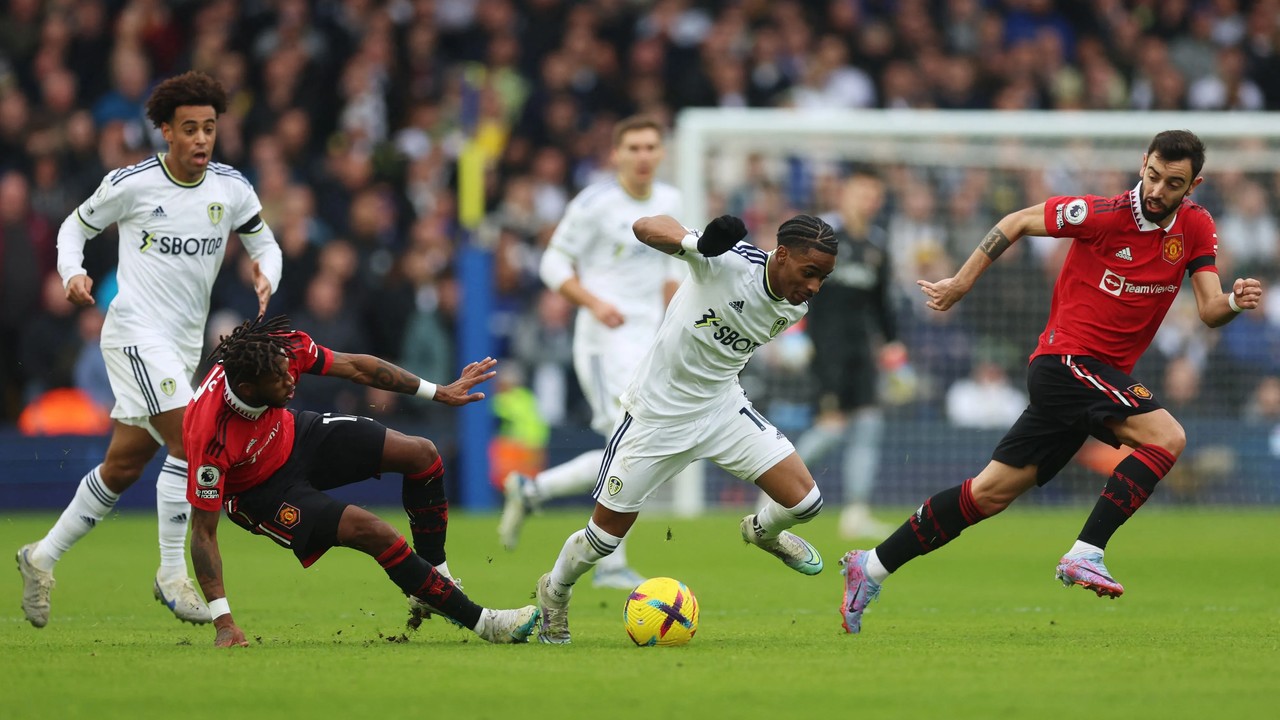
[
  {"xmin": 970, "ymin": 472, "xmax": 1033, "ymax": 514},
  {"xmin": 343, "ymin": 515, "xmax": 400, "ymax": 554},
  {"xmin": 1154, "ymin": 423, "xmax": 1187, "ymax": 457},
  {"xmin": 414, "ymin": 436, "xmax": 439, "ymax": 468},
  {"xmin": 98, "ymin": 459, "xmax": 145, "ymax": 492},
  {"xmin": 383, "ymin": 431, "xmax": 439, "ymax": 475},
  {"xmin": 970, "ymin": 484, "xmax": 1014, "ymax": 515}
]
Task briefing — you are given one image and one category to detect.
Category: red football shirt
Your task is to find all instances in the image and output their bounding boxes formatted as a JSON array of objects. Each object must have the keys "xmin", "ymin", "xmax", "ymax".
[
  {"xmin": 1035, "ymin": 185, "xmax": 1218, "ymax": 373},
  {"xmin": 184, "ymin": 331, "xmax": 333, "ymax": 511}
]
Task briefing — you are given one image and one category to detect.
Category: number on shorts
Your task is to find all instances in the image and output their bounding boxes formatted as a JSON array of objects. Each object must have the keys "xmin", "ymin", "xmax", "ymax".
[
  {"xmin": 738, "ymin": 406, "xmax": 767, "ymax": 431},
  {"xmin": 321, "ymin": 413, "xmax": 359, "ymax": 424}
]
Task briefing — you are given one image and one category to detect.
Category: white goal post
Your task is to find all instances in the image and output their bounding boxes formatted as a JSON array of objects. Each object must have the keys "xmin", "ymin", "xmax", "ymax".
[{"xmin": 676, "ymin": 108, "xmax": 1280, "ymax": 226}]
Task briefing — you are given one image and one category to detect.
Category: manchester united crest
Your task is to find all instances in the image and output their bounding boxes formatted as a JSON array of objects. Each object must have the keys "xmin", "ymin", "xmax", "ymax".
[
  {"xmin": 1128, "ymin": 383, "xmax": 1153, "ymax": 400},
  {"xmin": 276, "ymin": 502, "xmax": 301, "ymax": 528},
  {"xmin": 1162, "ymin": 234, "xmax": 1184, "ymax": 264}
]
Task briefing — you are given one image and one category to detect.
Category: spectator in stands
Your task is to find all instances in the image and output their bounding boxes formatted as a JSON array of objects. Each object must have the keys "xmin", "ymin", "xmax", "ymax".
[
  {"xmin": 20, "ymin": 272, "xmax": 84, "ymax": 401},
  {"xmin": 0, "ymin": 171, "xmax": 55, "ymax": 420},
  {"xmin": 1216, "ymin": 179, "xmax": 1279, "ymax": 277},
  {"xmin": 945, "ymin": 358, "xmax": 1028, "ymax": 430}
]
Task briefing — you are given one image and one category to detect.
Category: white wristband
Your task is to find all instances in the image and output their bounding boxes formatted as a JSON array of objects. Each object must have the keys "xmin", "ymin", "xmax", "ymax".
[
  {"xmin": 209, "ymin": 597, "xmax": 230, "ymax": 620},
  {"xmin": 1228, "ymin": 292, "xmax": 1243, "ymax": 313},
  {"xmin": 416, "ymin": 378, "xmax": 437, "ymax": 401},
  {"xmin": 680, "ymin": 232, "xmax": 701, "ymax": 255}
]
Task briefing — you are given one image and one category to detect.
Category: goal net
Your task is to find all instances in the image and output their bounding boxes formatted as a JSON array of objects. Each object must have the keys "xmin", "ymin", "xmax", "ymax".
[{"xmin": 661, "ymin": 108, "xmax": 1280, "ymax": 513}]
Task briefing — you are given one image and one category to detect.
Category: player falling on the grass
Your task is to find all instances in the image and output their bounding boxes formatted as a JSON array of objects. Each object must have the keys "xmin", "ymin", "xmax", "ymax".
[
  {"xmin": 184, "ymin": 315, "xmax": 540, "ymax": 648},
  {"xmin": 16, "ymin": 71, "xmax": 282, "ymax": 628},
  {"xmin": 498, "ymin": 115, "xmax": 683, "ymax": 590},
  {"xmin": 839, "ymin": 130, "xmax": 1264, "ymax": 634},
  {"xmin": 535, "ymin": 213, "xmax": 836, "ymax": 644}
]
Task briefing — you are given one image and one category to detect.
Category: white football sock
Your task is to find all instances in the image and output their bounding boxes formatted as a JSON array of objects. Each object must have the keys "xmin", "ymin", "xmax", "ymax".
[
  {"xmin": 754, "ymin": 485, "xmax": 824, "ymax": 539},
  {"xmin": 32, "ymin": 465, "xmax": 119, "ymax": 571},
  {"xmin": 534, "ymin": 449, "xmax": 606, "ymax": 500},
  {"xmin": 549, "ymin": 519, "xmax": 622, "ymax": 598},
  {"xmin": 1068, "ymin": 540, "xmax": 1104, "ymax": 557},
  {"xmin": 865, "ymin": 549, "xmax": 891, "ymax": 584},
  {"xmin": 434, "ymin": 561, "xmax": 453, "ymax": 580},
  {"xmin": 596, "ymin": 537, "xmax": 632, "ymax": 572},
  {"xmin": 156, "ymin": 456, "xmax": 190, "ymax": 577}
]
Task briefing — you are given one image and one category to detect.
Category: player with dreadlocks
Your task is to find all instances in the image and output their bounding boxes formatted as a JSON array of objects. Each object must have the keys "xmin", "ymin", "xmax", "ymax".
[
  {"xmin": 184, "ymin": 315, "xmax": 540, "ymax": 647},
  {"xmin": 534, "ymin": 213, "xmax": 838, "ymax": 644}
]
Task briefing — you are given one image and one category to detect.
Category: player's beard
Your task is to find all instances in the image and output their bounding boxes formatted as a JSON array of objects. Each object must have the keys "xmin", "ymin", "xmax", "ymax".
[{"xmin": 1139, "ymin": 182, "xmax": 1180, "ymax": 224}]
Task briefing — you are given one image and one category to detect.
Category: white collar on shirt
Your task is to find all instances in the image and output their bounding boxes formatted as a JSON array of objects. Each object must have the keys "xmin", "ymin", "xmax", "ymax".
[
  {"xmin": 223, "ymin": 379, "xmax": 267, "ymax": 420},
  {"xmin": 1129, "ymin": 182, "xmax": 1178, "ymax": 233}
]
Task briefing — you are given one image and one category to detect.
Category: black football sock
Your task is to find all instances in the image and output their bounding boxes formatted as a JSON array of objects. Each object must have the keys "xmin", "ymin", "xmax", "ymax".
[
  {"xmin": 875, "ymin": 478, "xmax": 988, "ymax": 573},
  {"xmin": 1077, "ymin": 444, "xmax": 1174, "ymax": 550},
  {"xmin": 377, "ymin": 536, "xmax": 482, "ymax": 629},
  {"xmin": 403, "ymin": 457, "xmax": 447, "ymax": 566}
]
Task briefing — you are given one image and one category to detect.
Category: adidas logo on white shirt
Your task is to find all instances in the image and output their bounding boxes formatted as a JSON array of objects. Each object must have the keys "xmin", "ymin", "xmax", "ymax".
[
  {"xmin": 151, "ymin": 206, "xmax": 166, "ymax": 218},
  {"xmin": 1114, "ymin": 247, "xmax": 1132, "ymax": 261},
  {"xmin": 729, "ymin": 300, "xmax": 745, "ymax": 314}
]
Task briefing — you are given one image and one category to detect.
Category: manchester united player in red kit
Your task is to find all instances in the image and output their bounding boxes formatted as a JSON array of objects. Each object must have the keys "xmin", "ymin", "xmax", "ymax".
[
  {"xmin": 184, "ymin": 315, "xmax": 539, "ymax": 647},
  {"xmin": 839, "ymin": 130, "xmax": 1264, "ymax": 634}
]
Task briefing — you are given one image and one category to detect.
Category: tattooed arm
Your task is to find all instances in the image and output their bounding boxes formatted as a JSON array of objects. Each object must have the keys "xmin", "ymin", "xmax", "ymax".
[
  {"xmin": 917, "ymin": 203, "xmax": 1047, "ymax": 312},
  {"xmin": 326, "ymin": 352, "xmax": 498, "ymax": 406}
]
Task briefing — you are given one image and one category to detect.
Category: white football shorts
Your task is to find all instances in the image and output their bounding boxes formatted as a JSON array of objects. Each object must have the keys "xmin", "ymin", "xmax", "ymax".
[
  {"xmin": 101, "ymin": 343, "xmax": 197, "ymax": 438},
  {"xmin": 593, "ymin": 390, "xmax": 795, "ymax": 513},
  {"xmin": 574, "ymin": 333, "xmax": 651, "ymax": 437}
]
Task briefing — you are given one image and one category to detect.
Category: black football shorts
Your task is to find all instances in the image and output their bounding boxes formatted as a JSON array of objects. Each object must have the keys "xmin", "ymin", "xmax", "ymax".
[
  {"xmin": 992, "ymin": 354, "xmax": 1163, "ymax": 485},
  {"xmin": 224, "ymin": 410, "xmax": 386, "ymax": 567}
]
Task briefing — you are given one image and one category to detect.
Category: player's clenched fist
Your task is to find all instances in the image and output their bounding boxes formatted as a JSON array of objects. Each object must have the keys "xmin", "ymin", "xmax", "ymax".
[{"xmin": 698, "ymin": 215, "xmax": 748, "ymax": 257}]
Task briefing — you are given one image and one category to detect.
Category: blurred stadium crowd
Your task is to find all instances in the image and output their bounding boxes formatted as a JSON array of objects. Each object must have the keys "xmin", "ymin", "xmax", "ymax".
[{"xmin": 4, "ymin": 0, "xmax": 1280, "ymax": 445}]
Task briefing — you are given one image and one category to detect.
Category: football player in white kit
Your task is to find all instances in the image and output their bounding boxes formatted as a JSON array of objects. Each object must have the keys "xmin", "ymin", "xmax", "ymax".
[
  {"xmin": 534, "ymin": 213, "xmax": 838, "ymax": 643},
  {"xmin": 16, "ymin": 71, "xmax": 282, "ymax": 628},
  {"xmin": 498, "ymin": 116, "xmax": 683, "ymax": 590}
]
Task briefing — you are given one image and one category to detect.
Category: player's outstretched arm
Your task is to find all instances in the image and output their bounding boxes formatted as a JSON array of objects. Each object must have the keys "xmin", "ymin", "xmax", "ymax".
[
  {"xmin": 191, "ymin": 508, "xmax": 248, "ymax": 648},
  {"xmin": 634, "ymin": 214, "xmax": 747, "ymax": 257},
  {"xmin": 918, "ymin": 203, "xmax": 1046, "ymax": 312},
  {"xmin": 327, "ymin": 352, "xmax": 497, "ymax": 406},
  {"xmin": 429, "ymin": 357, "xmax": 499, "ymax": 405},
  {"xmin": 1191, "ymin": 272, "xmax": 1263, "ymax": 328}
]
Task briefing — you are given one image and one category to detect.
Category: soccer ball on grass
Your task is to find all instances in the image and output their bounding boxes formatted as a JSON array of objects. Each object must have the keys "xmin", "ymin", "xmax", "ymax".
[{"xmin": 623, "ymin": 577, "xmax": 699, "ymax": 647}]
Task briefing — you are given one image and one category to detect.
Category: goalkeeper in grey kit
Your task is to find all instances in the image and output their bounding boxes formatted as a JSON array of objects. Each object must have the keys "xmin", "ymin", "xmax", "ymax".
[{"xmin": 533, "ymin": 213, "xmax": 839, "ymax": 644}]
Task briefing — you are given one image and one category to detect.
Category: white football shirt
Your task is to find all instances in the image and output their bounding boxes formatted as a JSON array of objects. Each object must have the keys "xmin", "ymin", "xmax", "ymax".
[
  {"xmin": 541, "ymin": 179, "xmax": 684, "ymax": 351},
  {"xmin": 57, "ymin": 154, "xmax": 282, "ymax": 359},
  {"xmin": 620, "ymin": 241, "xmax": 809, "ymax": 423}
]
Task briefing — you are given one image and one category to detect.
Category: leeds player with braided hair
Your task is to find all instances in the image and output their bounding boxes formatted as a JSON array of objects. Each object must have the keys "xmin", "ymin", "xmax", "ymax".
[
  {"xmin": 17, "ymin": 70, "xmax": 282, "ymax": 628},
  {"xmin": 839, "ymin": 129, "xmax": 1264, "ymax": 634},
  {"xmin": 534, "ymin": 213, "xmax": 838, "ymax": 644},
  {"xmin": 184, "ymin": 315, "xmax": 540, "ymax": 647}
]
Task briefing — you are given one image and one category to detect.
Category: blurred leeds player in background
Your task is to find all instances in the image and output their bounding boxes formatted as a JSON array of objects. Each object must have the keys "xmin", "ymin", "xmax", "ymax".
[{"xmin": 498, "ymin": 115, "xmax": 683, "ymax": 590}]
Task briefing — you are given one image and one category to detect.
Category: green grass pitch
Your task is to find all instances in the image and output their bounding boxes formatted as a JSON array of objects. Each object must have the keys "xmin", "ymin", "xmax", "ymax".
[{"xmin": 2, "ymin": 506, "xmax": 1277, "ymax": 719}]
